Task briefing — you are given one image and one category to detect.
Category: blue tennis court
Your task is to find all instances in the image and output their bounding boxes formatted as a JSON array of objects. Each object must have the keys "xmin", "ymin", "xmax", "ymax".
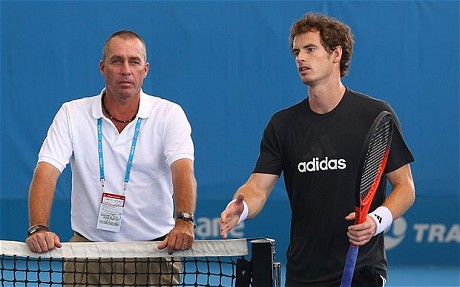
[
  {"xmin": 276, "ymin": 265, "xmax": 460, "ymax": 287},
  {"xmin": 386, "ymin": 265, "xmax": 459, "ymax": 287}
]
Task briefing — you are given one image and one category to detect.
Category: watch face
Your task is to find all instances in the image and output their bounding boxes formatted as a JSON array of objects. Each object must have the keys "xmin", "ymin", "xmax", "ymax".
[
  {"xmin": 29, "ymin": 226, "xmax": 40, "ymax": 234},
  {"xmin": 178, "ymin": 212, "xmax": 193, "ymax": 221},
  {"xmin": 28, "ymin": 225, "xmax": 49, "ymax": 236}
]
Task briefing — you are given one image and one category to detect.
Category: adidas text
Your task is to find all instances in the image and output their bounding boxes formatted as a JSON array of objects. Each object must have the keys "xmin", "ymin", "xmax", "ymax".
[{"xmin": 298, "ymin": 157, "xmax": 347, "ymax": 172}]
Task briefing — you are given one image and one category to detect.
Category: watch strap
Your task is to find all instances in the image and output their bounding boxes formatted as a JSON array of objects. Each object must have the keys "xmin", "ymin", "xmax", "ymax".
[
  {"xmin": 27, "ymin": 224, "xmax": 49, "ymax": 237},
  {"xmin": 176, "ymin": 211, "xmax": 194, "ymax": 222}
]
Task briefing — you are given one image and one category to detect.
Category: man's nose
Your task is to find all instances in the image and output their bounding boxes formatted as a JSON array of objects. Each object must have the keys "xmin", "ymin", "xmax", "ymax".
[
  {"xmin": 296, "ymin": 51, "xmax": 306, "ymax": 63},
  {"xmin": 120, "ymin": 62, "xmax": 131, "ymax": 75}
]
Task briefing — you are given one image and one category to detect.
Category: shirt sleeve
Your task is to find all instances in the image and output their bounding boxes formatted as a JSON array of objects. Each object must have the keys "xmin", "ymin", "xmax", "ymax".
[
  {"xmin": 163, "ymin": 103, "xmax": 194, "ymax": 166},
  {"xmin": 38, "ymin": 104, "xmax": 73, "ymax": 173},
  {"xmin": 253, "ymin": 119, "xmax": 284, "ymax": 176},
  {"xmin": 385, "ymin": 106, "xmax": 415, "ymax": 173}
]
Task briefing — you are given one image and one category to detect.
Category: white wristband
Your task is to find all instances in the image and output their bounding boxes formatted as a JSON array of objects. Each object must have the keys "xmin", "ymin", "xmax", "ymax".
[
  {"xmin": 226, "ymin": 199, "xmax": 249, "ymax": 225},
  {"xmin": 369, "ymin": 206, "xmax": 393, "ymax": 236}
]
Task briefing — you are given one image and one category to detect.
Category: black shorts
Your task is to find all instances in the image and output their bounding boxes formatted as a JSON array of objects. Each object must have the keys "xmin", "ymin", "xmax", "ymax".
[
  {"xmin": 352, "ymin": 266, "xmax": 386, "ymax": 287},
  {"xmin": 285, "ymin": 266, "xmax": 386, "ymax": 286}
]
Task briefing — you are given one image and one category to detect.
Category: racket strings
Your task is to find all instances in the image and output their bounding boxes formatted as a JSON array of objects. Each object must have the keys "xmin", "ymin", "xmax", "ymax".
[{"xmin": 360, "ymin": 117, "xmax": 393, "ymax": 199}]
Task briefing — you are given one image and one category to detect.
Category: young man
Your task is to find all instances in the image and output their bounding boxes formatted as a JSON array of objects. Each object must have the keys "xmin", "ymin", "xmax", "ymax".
[
  {"xmin": 26, "ymin": 30, "xmax": 197, "ymax": 285},
  {"xmin": 220, "ymin": 13, "xmax": 415, "ymax": 286}
]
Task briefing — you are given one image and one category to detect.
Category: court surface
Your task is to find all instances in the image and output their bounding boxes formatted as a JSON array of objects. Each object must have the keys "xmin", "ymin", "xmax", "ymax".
[
  {"xmin": 278, "ymin": 265, "xmax": 459, "ymax": 287},
  {"xmin": 386, "ymin": 265, "xmax": 459, "ymax": 287}
]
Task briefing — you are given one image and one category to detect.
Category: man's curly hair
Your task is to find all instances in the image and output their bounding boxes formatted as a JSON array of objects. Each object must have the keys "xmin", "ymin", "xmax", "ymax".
[{"xmin": 289, "ymin": 13, "xmax": 354, "ymax": 77}]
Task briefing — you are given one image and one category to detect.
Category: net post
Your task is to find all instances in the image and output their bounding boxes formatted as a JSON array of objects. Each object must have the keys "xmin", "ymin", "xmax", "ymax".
[{"xmin": 250, "ymin": 238, "xmax": 281, "ymax": 287}]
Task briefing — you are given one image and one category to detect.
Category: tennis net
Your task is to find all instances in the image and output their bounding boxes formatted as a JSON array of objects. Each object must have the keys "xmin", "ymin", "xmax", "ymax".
[{"xmin": 0, "ymin": 238, "xmax": 280, "ymax": 286}]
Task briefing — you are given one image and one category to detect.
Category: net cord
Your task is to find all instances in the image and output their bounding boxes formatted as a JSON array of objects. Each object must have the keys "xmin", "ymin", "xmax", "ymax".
[{"xmin": 0, "ymin": 239, "xmax": 248, "ymax": 259}]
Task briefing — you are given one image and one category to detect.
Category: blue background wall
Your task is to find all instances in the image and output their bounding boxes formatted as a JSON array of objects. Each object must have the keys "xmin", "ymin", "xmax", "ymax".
[{"xmin": 1, "ymin": 0, "xmax": 459, "ymax": 267}]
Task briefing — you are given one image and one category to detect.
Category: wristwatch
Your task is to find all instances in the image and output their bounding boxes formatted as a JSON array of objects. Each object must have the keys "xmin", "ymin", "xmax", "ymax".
[
  {"xmin": 177, "ymin": 211, "xmax": 194, "ymax": 222},
  {"xmin": 27, "ymin": 224, "xmax": 49, "ymax": 237}
]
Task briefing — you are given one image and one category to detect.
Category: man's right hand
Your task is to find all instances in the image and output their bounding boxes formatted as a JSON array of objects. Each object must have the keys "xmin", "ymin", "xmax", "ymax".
[
  {"xmin": 26, "ymin": 231, "xmax": 62, "ymax": 253},
  {"xmin": 219, "ymin": 194, "xmax": 245, "ymax": 239}
]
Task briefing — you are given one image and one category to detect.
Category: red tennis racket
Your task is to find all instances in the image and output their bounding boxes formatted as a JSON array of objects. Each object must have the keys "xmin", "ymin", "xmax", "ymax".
[{"xmin": 340, "ymin": 111, "xmax": 394, "ymax": 287}]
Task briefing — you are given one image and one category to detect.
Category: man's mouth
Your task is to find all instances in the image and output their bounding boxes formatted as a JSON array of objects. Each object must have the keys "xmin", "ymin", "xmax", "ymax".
[{"xmin": 299, "ymin": 66, "xmax": 310, "ymax": 73}]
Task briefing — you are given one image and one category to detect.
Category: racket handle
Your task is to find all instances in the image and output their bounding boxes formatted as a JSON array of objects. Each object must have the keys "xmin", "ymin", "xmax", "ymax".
[{"xmin": 340, "ymin": 245, "xmax": 359, "ymax": 287}]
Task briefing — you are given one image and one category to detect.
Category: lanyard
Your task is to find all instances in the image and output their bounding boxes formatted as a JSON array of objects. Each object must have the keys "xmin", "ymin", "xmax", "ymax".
[{"xmin": 97, "ymin": 117, "xmax": 142, "ymax": 193}]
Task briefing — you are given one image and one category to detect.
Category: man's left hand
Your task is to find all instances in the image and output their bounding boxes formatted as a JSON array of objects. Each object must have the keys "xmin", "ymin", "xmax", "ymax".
[
  {"xmin": 345, "ymin": 212, "xmax": 377, "ymax": 246},
  {"xmin": 158, "ymin": 220, "xmax": 195, "ymax": 254}
]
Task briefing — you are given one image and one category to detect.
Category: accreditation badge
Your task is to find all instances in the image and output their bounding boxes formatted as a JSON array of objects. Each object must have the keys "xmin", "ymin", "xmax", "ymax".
[{"xmin": 96, "ymin": 192, "xmax": 125, "ymax": 232}]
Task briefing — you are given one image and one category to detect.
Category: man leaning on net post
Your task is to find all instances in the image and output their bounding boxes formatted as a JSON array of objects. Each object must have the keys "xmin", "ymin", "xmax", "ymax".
[{"xmin": 25, "ymin": 30, "xmax": 197, "ymax": 286}]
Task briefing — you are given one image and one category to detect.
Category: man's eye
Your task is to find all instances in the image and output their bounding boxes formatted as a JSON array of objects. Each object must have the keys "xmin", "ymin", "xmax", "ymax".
[{"xmin": 306, "ymin": 47, "xmax": 316, "ymax": 53}]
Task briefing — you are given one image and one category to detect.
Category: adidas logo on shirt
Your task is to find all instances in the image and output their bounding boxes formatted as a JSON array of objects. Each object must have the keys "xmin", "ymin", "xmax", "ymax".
[{"xmin": 298, "ymin": 157, "xmax": 347, "ymax": 172}]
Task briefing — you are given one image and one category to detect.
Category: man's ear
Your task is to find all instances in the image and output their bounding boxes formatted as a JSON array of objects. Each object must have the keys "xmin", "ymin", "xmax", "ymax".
[
  {"xmin": 332, "ymin": 45, "xmax": 342, "ymax": 63},
  {"xmin": 99, "ymin": 60, "xmax": 105, "ymax": 74},
  {"xmin": 144, "ymin": 62, "xmax": 150, "ymax": 78}
]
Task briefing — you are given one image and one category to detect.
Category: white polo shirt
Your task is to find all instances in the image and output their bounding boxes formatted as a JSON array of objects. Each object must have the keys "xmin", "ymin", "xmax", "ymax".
[{"xmin": 38, "ymin": 89, "xmax": 194, "ymax": 241}]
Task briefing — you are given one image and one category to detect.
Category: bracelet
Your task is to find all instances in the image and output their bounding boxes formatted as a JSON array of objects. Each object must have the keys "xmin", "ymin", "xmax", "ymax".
[
  {"xmin": 369, "ymin": 206, "xmax": 393, "ymax": 236},
  {"xmin": 226, "ymin": 199, "xmax": 248, "ymax": 225}
]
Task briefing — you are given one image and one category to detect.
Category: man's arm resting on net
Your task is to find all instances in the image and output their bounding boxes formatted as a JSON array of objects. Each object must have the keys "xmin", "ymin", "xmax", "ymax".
[
  {"xmin": 158, "ymin": 158, "xmax": 197, "ymax": 254},
  {"xmin": 26, "ymin": 162, "xmax": 62, "ymax": 252}
]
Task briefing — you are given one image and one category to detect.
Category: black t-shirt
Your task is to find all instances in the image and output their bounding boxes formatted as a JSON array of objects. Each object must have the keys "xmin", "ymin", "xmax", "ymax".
[{"xmin": 253, "ymin": 89, "xmax": 414, "ymax": 286}]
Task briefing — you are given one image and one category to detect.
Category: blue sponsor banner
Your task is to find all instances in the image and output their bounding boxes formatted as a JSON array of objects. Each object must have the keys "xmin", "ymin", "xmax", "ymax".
[
  {"xmin": 193, "ymin": 196, "xmax": 459, "ymax": 266},
  {"xmin": 384, "ymin": 197, "xmax": 460, "ymax": 265},
  {"xmin": 0, "ymin": 194, "xmax": 458, "ymax": 265}
]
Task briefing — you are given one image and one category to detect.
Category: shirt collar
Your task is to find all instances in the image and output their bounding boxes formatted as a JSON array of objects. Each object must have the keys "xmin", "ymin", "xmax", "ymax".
[{"xmin": 92, "ymin": 88, "xmax": 149, "ymax": 120}]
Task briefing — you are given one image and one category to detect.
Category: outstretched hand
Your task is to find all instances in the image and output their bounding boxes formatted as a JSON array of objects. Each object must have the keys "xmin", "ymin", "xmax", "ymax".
[{"xmin": 219, "ymin": 194, "xmax": 245, "ymax": 239}]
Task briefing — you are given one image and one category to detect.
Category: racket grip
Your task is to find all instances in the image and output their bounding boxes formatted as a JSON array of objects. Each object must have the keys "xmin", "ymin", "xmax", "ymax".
[{"xmin": 340, "ymin": 245, "xmax": 359, "ymax": 287}]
